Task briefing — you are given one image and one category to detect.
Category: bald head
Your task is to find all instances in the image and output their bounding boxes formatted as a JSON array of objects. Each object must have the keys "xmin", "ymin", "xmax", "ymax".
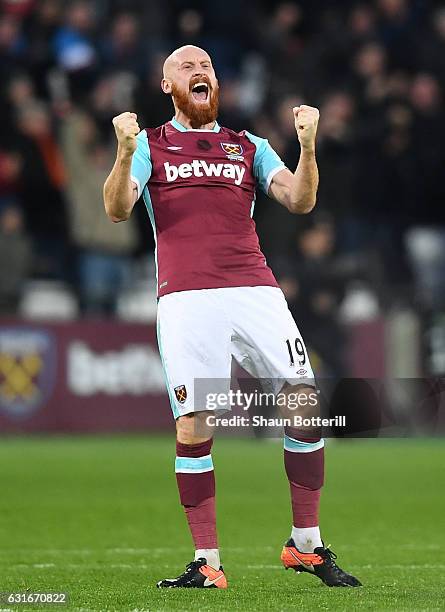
[
  {"xmin": 161, "ymin": 44, "xmax": 219, "ymax": 129},
  {"xmin": 163, "ymin": 45, "xmax": 212, "ymax": 79}
]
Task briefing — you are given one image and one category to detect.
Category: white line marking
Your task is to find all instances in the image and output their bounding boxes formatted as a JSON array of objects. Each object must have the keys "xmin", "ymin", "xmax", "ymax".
[
  {"xmin": 9, "ymin": 561, "xmax": 445, "ymax": 571},
  {"xmin": 0, "ymin": 545, "xmax": 275, "ymax": 556}
]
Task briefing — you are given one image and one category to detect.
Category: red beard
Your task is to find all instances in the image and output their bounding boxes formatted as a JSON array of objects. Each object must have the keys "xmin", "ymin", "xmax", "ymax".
[{"xmin": 171, "ymin": 81, "xmax": 219, "ymax": 129}]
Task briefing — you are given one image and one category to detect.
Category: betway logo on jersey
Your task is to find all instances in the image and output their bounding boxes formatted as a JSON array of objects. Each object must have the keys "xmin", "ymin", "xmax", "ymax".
[{"xmin": 164, "ymin": 160, "xmax": 245, "ymax": 185}]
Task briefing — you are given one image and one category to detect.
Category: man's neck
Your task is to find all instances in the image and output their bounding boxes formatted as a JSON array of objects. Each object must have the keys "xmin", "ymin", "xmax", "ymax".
[{"xmin": 174, "ymin": 111, "xmax": 216, "ymax": 131}]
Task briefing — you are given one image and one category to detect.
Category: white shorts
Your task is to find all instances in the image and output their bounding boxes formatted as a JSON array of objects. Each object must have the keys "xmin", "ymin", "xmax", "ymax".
[{"xmin": 156, "ymin": 286, "xmax": 315, "ymax": 418}]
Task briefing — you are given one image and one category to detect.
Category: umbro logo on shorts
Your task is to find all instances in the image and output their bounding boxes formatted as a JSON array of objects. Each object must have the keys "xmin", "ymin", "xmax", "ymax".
[
  {"xmin": 164, "ymin": 160, "xmax": 245, "ymax": 185},
  {"xmin": 174, "ymin": 385, "xmax": 187, "ymax": 404}
]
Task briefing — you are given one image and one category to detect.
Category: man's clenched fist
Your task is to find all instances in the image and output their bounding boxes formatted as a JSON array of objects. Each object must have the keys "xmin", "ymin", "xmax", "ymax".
[
  {"xmin": 293, "ymin": 105, "xmax": 319, "ymax": 151},
  {"xmin": 112, "ymin": 112, "xmax": 140, "ymax": 156}
]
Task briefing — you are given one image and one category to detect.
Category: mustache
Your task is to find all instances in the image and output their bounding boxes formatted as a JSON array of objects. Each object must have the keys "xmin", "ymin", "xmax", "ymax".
[
  {"xmin": 188, "ymin": 75, "xmax": 213, "ymax": 91},
  {"xmin": 171, "ymin": 79, "xmax": 219, "ymax": 129}
]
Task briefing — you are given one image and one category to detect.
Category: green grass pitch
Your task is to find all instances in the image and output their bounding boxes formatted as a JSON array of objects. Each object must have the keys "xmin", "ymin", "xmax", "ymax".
[{"xmin": 0, "ymin": 436, "xmax": 444, "ymax": 611}]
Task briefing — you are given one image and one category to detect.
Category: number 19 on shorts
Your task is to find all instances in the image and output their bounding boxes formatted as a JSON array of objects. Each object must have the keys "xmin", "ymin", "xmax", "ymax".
[{"xmin": 286, "ymin": 337, "xmax": 307, "ymax": 367}]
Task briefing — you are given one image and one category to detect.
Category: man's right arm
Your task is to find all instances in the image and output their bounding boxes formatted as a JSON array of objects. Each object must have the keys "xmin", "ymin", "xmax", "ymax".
[{"xmin": 103, "ymin": 112, "xmax": 140, "ymax": 223}]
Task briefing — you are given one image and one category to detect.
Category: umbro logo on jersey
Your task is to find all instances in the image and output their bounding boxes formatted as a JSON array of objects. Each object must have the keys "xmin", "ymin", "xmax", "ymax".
[
  {"xmin": 167, "ymin": 146, "xmax": 183, "ymax": 150},
  {"xmin": 164, "ymin": 160, "xmax": 245, "ymax": 185}
]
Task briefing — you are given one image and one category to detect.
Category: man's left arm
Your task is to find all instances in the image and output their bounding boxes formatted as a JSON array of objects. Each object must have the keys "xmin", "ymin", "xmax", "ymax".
[{"xmin": 268, "ymin": 105, "xmax": 319, "ymax": 214}]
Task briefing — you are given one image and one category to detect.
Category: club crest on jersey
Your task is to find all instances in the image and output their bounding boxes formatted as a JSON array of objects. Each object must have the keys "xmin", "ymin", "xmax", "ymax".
[
  {"xmin": 220, "ymin": 142, "xmax": 244, "ymax": 161},
  {"xmin": 174, "ymin": 384, "xmax": 187, "ymax": 404}
]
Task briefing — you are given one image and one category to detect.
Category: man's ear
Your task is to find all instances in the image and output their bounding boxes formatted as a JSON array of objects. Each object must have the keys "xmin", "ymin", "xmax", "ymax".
[{"xmin": 161, "ymin": 78, "xmax": 172, "ymax": 94}]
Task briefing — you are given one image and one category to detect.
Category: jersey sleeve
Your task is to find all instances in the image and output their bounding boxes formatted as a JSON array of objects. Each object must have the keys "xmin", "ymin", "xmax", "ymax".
[
  {"xmin": 245, "ymin": 131, "xmax": 286, "ymax": 194},
  {"xmin": 130, "ymin": 130, "xmax": 152, "ymax": 199}
]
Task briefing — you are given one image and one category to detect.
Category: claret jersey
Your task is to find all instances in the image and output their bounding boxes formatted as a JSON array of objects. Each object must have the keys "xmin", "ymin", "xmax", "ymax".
[{"xmin": 131, "ymin": 117, "xmax": 286, "ymax": 297}]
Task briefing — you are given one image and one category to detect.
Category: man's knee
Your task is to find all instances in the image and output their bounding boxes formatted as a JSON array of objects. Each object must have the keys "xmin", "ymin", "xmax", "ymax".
[
  {"xmin": 280, "ymin": 383, "xmax": 321, "ymax": 439},
  {"xmin": 176, "ymin": 411, "xmax": 214, "ymax": 444}
]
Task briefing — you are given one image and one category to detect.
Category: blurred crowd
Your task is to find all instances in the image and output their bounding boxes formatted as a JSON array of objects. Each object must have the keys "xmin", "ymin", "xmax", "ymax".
[{"xmin": 0, "ymin": 0, "xmax": 444, "ymax": 372}]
